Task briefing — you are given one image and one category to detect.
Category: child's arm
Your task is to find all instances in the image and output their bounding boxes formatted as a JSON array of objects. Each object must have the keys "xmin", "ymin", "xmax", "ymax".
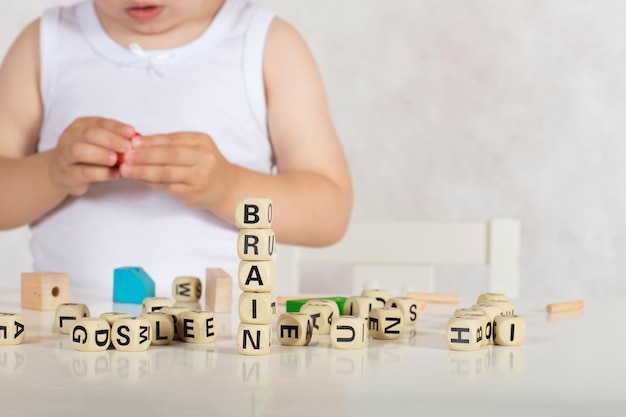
[
  {"xmin": 120, "ymin": 18, "xmax": 353, "ymax": 246},
  {"xmin": 0, "ymin": 20, "xmax": 134, "ymax": 230}
]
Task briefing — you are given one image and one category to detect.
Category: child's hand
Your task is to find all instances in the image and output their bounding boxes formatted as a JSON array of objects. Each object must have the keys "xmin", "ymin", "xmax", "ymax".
[
  {"xmin": 119, "ymin": 132, "xmax": 233, "ymax": 209},
  {"xmin": 49, "ymin": 117, "xmax": 135, "ymax": 196}
]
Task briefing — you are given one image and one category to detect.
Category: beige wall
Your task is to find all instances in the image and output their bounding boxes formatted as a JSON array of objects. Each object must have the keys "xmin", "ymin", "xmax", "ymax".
[{"xmin": 2, "ymin": 1, "xmax": 625, "ymax": 298}]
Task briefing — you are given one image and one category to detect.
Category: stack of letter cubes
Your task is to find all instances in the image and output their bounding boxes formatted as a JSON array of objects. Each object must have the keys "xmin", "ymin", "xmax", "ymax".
[{"xmin": 236, "ymin": 197, "xmax": 277, "ymax": 355}]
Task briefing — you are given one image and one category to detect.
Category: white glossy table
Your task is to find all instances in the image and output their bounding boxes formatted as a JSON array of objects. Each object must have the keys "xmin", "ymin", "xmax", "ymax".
[{"xmin": 0, "ymin": 289, "xmax": 623, "ymax": 417}]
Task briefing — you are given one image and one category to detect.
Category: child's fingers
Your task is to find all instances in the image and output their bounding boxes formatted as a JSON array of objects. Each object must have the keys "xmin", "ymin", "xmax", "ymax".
[
  {"xmin": 131, "ymin": 132, "xmax": 209, "ymax": 148},
  {"xmin": 119, "ymin": 163, "xmax": 192, "ymax": 184},
  {"xmin": 65, "ymin": 141, "xmax": 119, "ymax": 166},
  {"xmin": 81, "ymin": 126, "xmax": 133, "ymax": 154},
  {"xmin": 123, "ymin": 146, "xmax": 202, "ymax": 166}
]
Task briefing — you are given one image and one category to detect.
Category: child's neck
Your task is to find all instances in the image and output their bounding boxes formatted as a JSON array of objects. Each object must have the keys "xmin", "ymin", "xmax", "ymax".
[{"xmin": 95, "ymin": 1, "xmax": 225, "ymax": 50}]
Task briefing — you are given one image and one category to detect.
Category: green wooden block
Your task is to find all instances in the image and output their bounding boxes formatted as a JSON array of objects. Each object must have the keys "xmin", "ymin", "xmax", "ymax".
[
  {"xmin": 286, "ymin": 297, "xmax": 347, "ymax": 313},
  {"xmin": 113, "ymin": 266, "xmax": 155, "ymax": 304}
]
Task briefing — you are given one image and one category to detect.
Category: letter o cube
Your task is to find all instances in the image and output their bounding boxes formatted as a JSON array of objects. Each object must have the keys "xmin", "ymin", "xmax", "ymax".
[
  {"xmin": 172, "ymin": 276, "xmax": 202, "ymax": 303},
  {"xmin": 179, "ymin": 310, "xmax": 217, "ymax": 344},
  {"xmin": 368, "ymin": 307, "xmax": 405, "ymax": 340},
  {"xmin": 0, "ymin": 313, "xmax": 26, "ymax": 346},
  {"xmin": 70, "ymin": 318, "xmax": 111, "ymax": 352},
  {"xmin": 111, "ymin": 317, "xmax": 151, "ymax": 352},
  {"xmin": 55, "ymin": 303, "xmax": 90, "ymax": 334},
  {"xmin": 276, "ymin": 313, "xmax": 312, "ymax": 346},
  {"xmin": 330, "ymin": 316, "xmax": 367, "ymax": 350},
  {"xmin": 494, "ymin": 314, "xmax": 526, "ymax": 346}
]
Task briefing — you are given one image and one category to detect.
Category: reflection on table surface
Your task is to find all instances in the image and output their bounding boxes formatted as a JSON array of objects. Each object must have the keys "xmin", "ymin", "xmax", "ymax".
[{"xmin": 0, "ymin": 290, "xmax": 623, "ymax": 417}]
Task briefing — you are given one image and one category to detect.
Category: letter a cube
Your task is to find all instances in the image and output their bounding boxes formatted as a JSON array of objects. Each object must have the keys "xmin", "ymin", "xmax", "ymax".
[{"xmin": 0, "ymin": 313, "xmax": 26, "ymax": 346}]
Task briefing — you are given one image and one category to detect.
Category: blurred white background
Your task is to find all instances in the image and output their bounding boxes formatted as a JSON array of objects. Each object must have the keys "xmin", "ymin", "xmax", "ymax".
[{"xmin": 2, "ymin": 1, "xmax": 625, "ymax": 299}]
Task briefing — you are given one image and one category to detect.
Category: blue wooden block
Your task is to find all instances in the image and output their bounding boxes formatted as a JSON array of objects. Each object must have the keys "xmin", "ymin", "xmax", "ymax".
[{"xmin": 113, "ymin": 267, "xmax": 155, "ymax": 304}]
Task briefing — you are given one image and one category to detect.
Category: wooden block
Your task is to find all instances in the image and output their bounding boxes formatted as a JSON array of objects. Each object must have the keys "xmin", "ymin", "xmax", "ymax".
[
  {"xmin": 238, "ymin": 261, "xmax": 275, "ymax": 292},
  {"xmin": 330, "ymin": 316, "xmax": 367, "ymax": 350},
  {"xmin": 235, "ymin": 197, "xmax": 273, "ymax": 229},
  {"xmin": 141, "ymin": 311, "xmax": 174, "ymax": 345},
  {"xmin": 0, "ymin": 313, "xmax": 26, "ymax": 346},
  {"xmin": 453, "ymin": 307, "xmax": 485, "ymax": 317},
  {"xmin": 276, "ymin": 313, "xmax": 312, "ymax": 346},
  {"xmin": 237, "ymin": 229, "xmax": 275, "ymax": 261},
  {"xmin": 113, "ymin": 267, "xmax": 155, "ymax": 304},
  {"xmin": 179, "ymin": 310, "xmax": 217, "ymax": 344},
  {"xmin": 238, "ymin": 292, "xmax": 276, "ymax": 325},
  {"xmin": 237, "ymin": 323, "xmax": 271, "ymax": 355},
  {"xmin": 142, "ymin": 297, "xmax": 174, "ymax": 313},
  {"xmin": 546, "ymin": 300, "xmax": 584, "ymax": 314},
  {"xmin": 493, "ymin": 314, "xmax": 526, "ymax": 346},
  {"xmin": 21, "ymin": 271, "xmax": 70, "ymax": 311},
  {"xmin": 111, "ymin": 317, "xmax": 151, "ymax": 352},
  {"xmin": 159, "ymin": 306, "xmax": 192, "ymax": 340},
  {"xmin": 205, "ymin": 268, "xmax": 232, "ymax": 313},
  {"xmin": 368, "ymin": 307, "xmax": 404, "ymax": 340},
  {"xmin": 70, "ymin": 318, "xmax": 111, "ymax": 352},
  {"xmin": 387, "ymin": 297, "xmax": 420, "ymax": 325},
  {"xmin": 476, "ymin": 292, "xmax": 508, "ymax": 304},
  {"xmin": 446, "ymin": 316, "xmax": 484, "ymax": 351},
  {"xmin": 300, "ymin": 302, "xmax": 334, "ymax": 335},
  {"xmin": 55, "ymin": 303, "xmax": 90, "ymax": 334},
  {"xmin": 172, "ymin": 276, "xmax": 202, "ymax": 303},
  {"xmin": 361, "ymin": 289, "xmax": 389, "ymax": 308},
  {"xmin": 407, "ymin": 292, "xmax": 460, "ymax": 304},
  {"xmin": 342, "ymin": 296, "xmax": 376, "ymax": 318}
]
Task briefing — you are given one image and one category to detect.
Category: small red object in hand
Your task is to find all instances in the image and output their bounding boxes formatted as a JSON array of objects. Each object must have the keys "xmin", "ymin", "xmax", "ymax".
[{"xmin": 115, "ymin": 152, "xmax": 124, "ymax": 168}]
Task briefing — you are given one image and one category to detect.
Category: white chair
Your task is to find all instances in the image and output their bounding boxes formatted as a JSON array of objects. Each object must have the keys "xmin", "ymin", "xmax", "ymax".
[{"xmin": 274, "ymin": 218, "xmax": 521, "ymax": 298}]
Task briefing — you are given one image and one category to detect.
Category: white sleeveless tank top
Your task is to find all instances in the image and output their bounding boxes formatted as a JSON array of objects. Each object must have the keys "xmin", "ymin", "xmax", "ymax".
[{"xmin": 31, "ymin": 0, "xmax": 275, "ymax": 296}]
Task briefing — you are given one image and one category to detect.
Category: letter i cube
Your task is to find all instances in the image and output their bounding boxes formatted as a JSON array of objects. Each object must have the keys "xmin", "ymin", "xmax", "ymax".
[
  {"xmin": 493, "ymin": 314, "xmax": 526, "ymax": 346},
  {"xmin": 236, "ymin": 197, "xmax": 275, "ymax": 356}
]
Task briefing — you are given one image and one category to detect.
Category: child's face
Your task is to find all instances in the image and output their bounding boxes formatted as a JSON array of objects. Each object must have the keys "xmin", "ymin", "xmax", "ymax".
[{"xmin": 94, "ymin": 0, "xmax": 219, "ymax": 36}]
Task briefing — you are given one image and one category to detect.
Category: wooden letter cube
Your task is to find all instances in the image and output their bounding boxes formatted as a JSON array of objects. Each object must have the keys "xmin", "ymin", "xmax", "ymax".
[
  {"xmin": 239, "ymin": 292, "xmax": 276, "ymax": 325},
  {"xmin": 159, "ymin": 306, "xmax": 192, "ymax": 340},
  {"xmin": 237, "ymin": 229, "xmax": 275, "ymax": 261},
  {"xmin": 300, "ymin": 302, "xmax": 335, "ymax": 335},
  {"xmin": 388, "ymin": 297, "xmax": 420, "ymax": 325},
  {"xmin": 343, "ymin": 296, "xmax": 376, "ymax": 318},
  {"xmin": 446, "ymin": 316, "xmax": 484, "ymax": 351},
  {"xmin": 453, "ymin": 312, "xmax": 489, "ymax": 346},
  {"xmin": 484, "ymin": 299, "xmax": 515, "ymax": 315},
  {"xmin": 368, "ymin": 307, "xmax": 405, "ymax": 340},
  {"xmin": 330, "ymin": 316, "xmax": 367, "ymax": 350},
  {"xmin": 111, "ymin": 317, "xmax": 151, "ymax": 352},
  {"xmin": 473, "ymin": 303, "xmax": 506, "ymax": 344},
  {"xmin": 71, "ymin": 318, "xmax": 111, "ymax": 352},
  {"xmin": 476, "ymin": 292, "xmax": 508, "ymax": 304},
  {"xmin": 141, "ymin": 311, "xmax": 175, "ymax": 345},
  {"xmin": 235, "ymin": 197, "xmax": 273, "ymax": 229},
  {"xmin": 361, "ymin": 289, "xmax": 389, "ymax": 308},
  {"xmin": 276, "ymin": 313, "xmax": 312, "ymax": 346},
  {"xmin": 238, "ymin": 261, "xmax": 275, "ymax": 292},
  {"xmin": 172, "ymin": 276, "xmax": 202, "ymax": 303},
  {"xmin": 179, "ymin": 310, "xmax": 217, "ymax": 344},
  {"xmin": 55, "ymin": 303, "xmax": 90, "ymax": 334},
  {"xmin": 237, "ymin": 323, "xmax": 271, "ymax": 356},
  {"xmin": 142, "ymin": 297, "xmax": 173, "ymax": 313},
  {"xmin": 493, "ymin": 314, "xmax": 526, "ymax": 346},
  {"xmin": 99, "ymin": 312, "xmax": 132, "ymax": 326},
  {"xmin": 21, "ymin": 271, "xmax": 70, "ymax": 311},
  {"xmin": 205, "ymin": 268, "xmax": 232, "ymax": 313},
  {"xmin": 307, "ymin": 299, "xmax": 340, "ymax": 321},
  {"xmin": 0, "ymin": 313, "xmax": 26, "ymax": 346}
]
